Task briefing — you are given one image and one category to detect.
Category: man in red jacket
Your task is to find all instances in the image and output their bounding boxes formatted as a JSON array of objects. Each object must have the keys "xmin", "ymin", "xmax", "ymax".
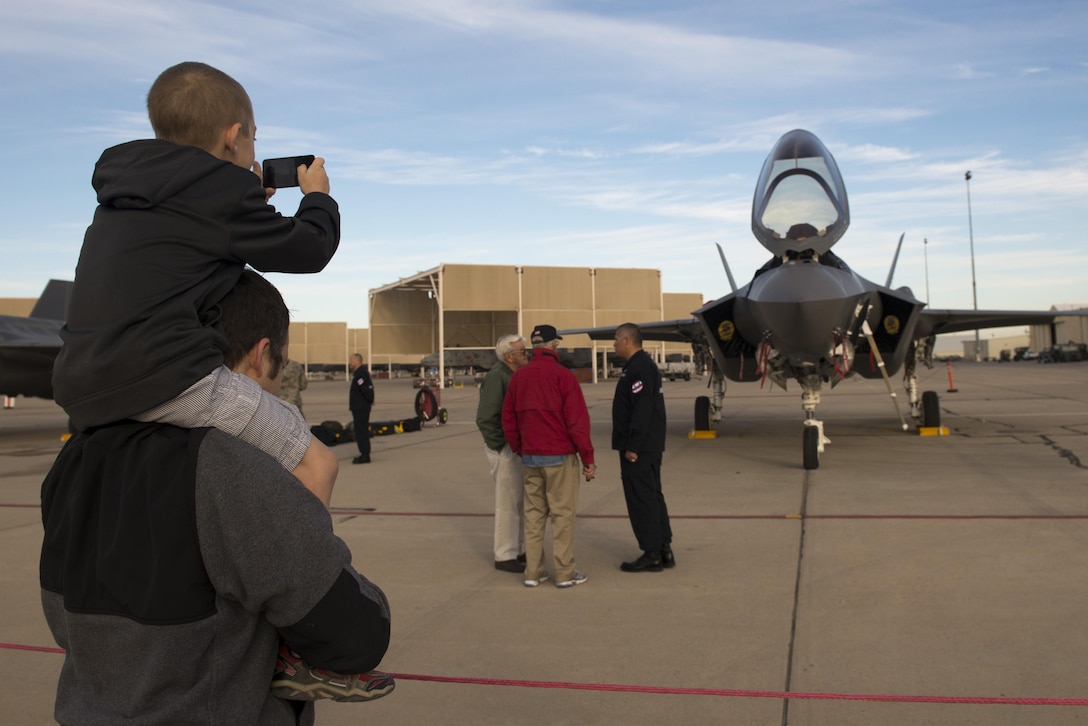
[{"xmin": 502, "ymin": 325, "xmax": 596, "ymax": 589}]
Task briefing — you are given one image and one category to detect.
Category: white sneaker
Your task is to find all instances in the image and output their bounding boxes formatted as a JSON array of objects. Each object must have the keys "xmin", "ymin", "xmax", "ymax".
[
  {"xmin": 555, "ymin": 571, "xmax": 588, "ymax": 588},
  {"xmin": 524, "ymin": 573, "xmax": 550, "ymax": 587}
]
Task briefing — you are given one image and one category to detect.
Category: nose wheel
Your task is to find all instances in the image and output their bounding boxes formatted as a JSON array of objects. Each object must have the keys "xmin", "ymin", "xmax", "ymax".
[
  {"xmin": 801, "ymin": 389, "xmax": 828, "ymax": 470},
  {"xmin": 802, "ymin": 420, "xmax": 828, "ymax": 470}
]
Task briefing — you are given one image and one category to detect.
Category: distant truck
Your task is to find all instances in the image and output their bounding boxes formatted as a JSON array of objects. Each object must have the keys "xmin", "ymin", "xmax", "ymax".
[
  {"xmin": 662, "ymin": 360, "xmax": 695, "ymax": 381},
  {"xmin": 1038, "ymin": 342, "xmax": 1088, "ymax": 363}
]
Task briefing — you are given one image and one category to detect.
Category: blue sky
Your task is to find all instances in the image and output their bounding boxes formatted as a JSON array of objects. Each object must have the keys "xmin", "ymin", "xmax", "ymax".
[{"xmin": 2, "ymin": 0, "xmax": 1086, "ymax": 331}]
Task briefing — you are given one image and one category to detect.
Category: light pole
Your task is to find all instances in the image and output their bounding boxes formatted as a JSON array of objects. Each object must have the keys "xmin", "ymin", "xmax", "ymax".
[
  {"xmin": 923, "ymin": 237, "xmax": 930, "ymax": 303},
  {"xmin": 965, "ymin": 171, "xmax": 980, "ymax": 361}
]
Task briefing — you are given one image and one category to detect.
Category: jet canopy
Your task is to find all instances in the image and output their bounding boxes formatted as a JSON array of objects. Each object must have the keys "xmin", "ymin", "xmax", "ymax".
[{"xmin": 751, "ymin": 129, "xmax": 850, "ymax": 258}]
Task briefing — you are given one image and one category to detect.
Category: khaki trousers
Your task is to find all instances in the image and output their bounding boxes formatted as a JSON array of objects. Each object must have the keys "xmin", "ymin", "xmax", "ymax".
[
  {"xmin": 485, "ymin": 444, "xmax": 524, "ymax": 561},
  {"xmin": 522, "ymin": 455, "xmax": 581, "ymax": 583}
]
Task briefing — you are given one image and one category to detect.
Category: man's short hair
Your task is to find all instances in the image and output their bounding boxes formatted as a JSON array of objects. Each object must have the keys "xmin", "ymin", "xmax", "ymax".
[
  {"xmin": 147, "ymin": 62, "xmax": 254, "ymax": 150},
  {"xmin": 219, "ymin": 270, "xmax": 289, "ymax": 377},
  {"xmin": 616, "ymin": 322, "xmax": 643, "ymax": 347},
  {"xmin": 495, "ymin": 334, "xmax": 526, "ymax": 358}
]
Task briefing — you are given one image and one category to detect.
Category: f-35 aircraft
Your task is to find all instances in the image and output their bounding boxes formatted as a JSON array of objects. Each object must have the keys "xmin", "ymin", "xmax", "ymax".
[
  {"xmin": 564, "ymin": 129, "xmax": 1078, "ymax": 469},
  {"xmin": 0, "ymin": 280, "xmax": 70, "ymax": 400}
]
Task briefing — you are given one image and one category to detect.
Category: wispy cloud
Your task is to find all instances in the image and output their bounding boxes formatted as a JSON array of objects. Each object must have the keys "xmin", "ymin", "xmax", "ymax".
[
  {"xmin": 358, "ymin": 0, "xmax": 868, "ymax": 84},
  {"xmin": 3, "ymin": 0, "xmax": 1086, "ymax": 327},
  {"xmin": 950, "ymin": 63, "xmax": 993, "ymax": 80}
]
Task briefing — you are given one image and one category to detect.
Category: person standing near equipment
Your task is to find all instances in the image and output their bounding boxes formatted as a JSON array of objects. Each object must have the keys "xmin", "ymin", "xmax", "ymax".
[
  {"xmin": 349, "ymin": 353, "xmax": 374, "ymax": 464},
  {"xmin": 502, "ymin": 325, "xmax": 595, "ymax": 589},
  {"xmin": 612, "ymin": 323, "xmax": 674, "ymax": 573},
  {"xmin": 475, "ymin": 334, "xmax": 530, "ymax": 573}
]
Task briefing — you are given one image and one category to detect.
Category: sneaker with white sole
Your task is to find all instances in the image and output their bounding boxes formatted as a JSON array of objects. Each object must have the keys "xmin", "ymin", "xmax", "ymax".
[
  {"xmin": 555, "ymin": 571, "xmax": 588, "ymax": 588},
  {"xmin": 271, "ymin": 643, "xmax": 395, "ymax": 702},
  {"xmin": 523, "ymin": 573, "xmax": 550, "ymax": 587}
]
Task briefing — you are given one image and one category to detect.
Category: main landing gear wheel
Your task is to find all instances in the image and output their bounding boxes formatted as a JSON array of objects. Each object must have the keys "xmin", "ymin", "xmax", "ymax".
[
  {"xmin": 694, "ymin": 396, "xmax": 711, "ymax": 431},
  {"xmin": 921, "ymin": 390, "xmax": 941, "ymax": 428},
  {"xmin": 803, "ymin": 425, "xmax": 820, "ymax": 470}
]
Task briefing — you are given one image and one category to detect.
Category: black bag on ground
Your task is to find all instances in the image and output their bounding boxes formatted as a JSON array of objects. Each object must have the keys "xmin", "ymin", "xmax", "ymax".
[
  {"xmin": 311, "ymin": 420, "xmax": 348, "ymax": 446},
  {"xmin": 370, "ymin": 420, "xmax": 396, "ymax": 436}
]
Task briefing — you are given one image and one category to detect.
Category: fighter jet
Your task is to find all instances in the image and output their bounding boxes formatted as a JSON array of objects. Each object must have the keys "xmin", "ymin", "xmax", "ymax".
[
  {"xmin": 420, "ymin": 349, "xmax": 499, "ymax": 371},
  {"xmin": 0, "ymin": 280, "xmax": 70, "ymax": 400},
  {"xmin": 420, "ymin": 347, "xmax": 594, "ymax": 371},
  {"xmin": 563, "ymin": 129, "xmax": 1080, "ymax": 469}
]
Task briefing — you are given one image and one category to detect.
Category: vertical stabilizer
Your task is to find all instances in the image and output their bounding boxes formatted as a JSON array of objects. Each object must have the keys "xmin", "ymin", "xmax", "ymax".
[
  {"xmin": 884, "ymin": 233, "xmax": 905, "ymax": 288},
  {"xmin": 29, "ymin": 280, "xmax": 72, "ymax": 321},
  {"xmin": 716, "ymin": 243, "xmax": 738, "ymax": 293}
]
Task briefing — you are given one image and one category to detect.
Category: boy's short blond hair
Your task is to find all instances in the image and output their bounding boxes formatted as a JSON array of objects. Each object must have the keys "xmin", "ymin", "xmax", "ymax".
[{"xmin": 147, "ymin": 62, "xmax": 254, "ymax": 151}]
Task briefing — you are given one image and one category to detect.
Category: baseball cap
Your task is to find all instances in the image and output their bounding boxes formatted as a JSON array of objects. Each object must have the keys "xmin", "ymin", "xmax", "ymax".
[{"xmin": 530, "ymin": 324, "xmax": 563, "ymax": 344}]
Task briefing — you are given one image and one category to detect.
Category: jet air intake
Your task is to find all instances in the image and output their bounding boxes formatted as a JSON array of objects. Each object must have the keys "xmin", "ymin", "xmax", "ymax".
[{"xmin": 752, "ymin": 129, "xmax": 850, "ymax": 258}]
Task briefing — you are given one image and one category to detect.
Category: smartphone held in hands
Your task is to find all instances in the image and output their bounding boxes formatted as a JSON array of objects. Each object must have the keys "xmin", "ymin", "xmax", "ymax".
[{"xmin": 262, "ymin": 155, "xmax": 315, "ymax": 188}]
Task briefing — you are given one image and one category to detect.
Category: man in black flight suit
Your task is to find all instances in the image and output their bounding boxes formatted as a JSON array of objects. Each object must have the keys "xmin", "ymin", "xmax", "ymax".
[
  {"xmin": 611, "ymin": 323, "xmax": 674, "ymax": 572},
  {"xmin": 349, "ymin": 353, "xmax": 374, "ymax": 464}
]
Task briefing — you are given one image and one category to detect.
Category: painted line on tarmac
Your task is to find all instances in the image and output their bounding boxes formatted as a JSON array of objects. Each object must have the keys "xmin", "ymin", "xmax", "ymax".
[
  {"xmin": 2, "ymin": 642, "xmax": 1085, "ymax": 708},
  {"xmin": 392, "ymin": 672, "xmax": 1088, "ymax": 707},
  {"xmin": 3, "ymin": 502, "xmax": 1088, "ymax": 521},
  {"xmin": 326, "ymin": 509, "xmax": 1088, "ymax": 521}
]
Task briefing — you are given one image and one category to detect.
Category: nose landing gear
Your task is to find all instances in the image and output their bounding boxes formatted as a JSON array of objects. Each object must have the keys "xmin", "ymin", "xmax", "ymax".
[{"xmin": 801, "ymin": 389, "xmax": 829, "ymax": 470}]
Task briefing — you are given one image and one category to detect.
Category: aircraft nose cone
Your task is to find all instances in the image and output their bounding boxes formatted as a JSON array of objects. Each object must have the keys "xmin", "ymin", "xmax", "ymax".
[{"xmin": 745, "ymin": 261, "xmax": 867, "ymax": 358}]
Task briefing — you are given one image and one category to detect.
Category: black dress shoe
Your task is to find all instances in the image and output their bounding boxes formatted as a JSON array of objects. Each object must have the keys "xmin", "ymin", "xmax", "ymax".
[
  {"xmin": 660, "ymin": 543, "xmax": 676, "ymax": 569},
  {"xmin": 495, "ymin": 559, "xmax": 527, "ymax": 573},
  {"xmin": 352, "ymin": 455, "xmax": 370, "ymax": 464},
  {"xmin": 621, "ymin": 551, "xmax": 664, "ymax": 572},
  {"xmin": 516, "ymin": 553, "xmax": 527, "ymax": 563}
]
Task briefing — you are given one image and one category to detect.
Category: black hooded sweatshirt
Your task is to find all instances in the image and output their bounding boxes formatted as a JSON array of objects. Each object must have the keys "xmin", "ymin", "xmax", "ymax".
[{"xmin": 53, "ymin": 140, "xmax": 340, "ymax": 430}]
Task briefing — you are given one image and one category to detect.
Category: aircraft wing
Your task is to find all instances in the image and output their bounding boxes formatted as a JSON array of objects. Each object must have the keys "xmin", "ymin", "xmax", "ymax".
[
  {"xmin": 0, "ymin": 315, "xmax": 63, "ymax": 347},
  {"xmin": 560, "ymin": 317, "xmax": 704, "ymax": 343},
  {"xmin": 0, "ymin": 315, "xmax": 63, "ymax": 398},
  {"xmin": 0, "ymin": 280, "xmax": 70, "ymax": 399},
  {"xmin": 915, "ymin": 309, "xmax": 1081, "ymax": 339}
]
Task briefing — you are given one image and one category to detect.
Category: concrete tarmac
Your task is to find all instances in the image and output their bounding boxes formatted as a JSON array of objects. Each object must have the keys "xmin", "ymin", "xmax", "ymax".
[{"xmin": 2, "ymin": 361, "xmax": 1087, "ymax": 725}]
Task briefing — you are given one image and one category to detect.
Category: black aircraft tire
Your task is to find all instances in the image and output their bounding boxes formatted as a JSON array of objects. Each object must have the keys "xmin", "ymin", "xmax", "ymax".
[
  {"xmin": 803, "ymin": 426, "xmax": 820, "ymax": 470},
  {"xmin": 922, "ymin": 391, "xmax": 940, "ymax": 428},
  {"xmin": 414, "ymin": 388, "xmax": 439, "ymax": 421},
  {"xmin": 694, "ymin": 396, "xmax": 711, "ymax": 431}
]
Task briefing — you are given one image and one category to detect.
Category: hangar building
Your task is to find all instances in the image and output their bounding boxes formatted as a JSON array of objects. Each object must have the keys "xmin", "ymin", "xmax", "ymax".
[
  {"xmin": 365, "ymin": 263, "xmax": 704, "ymax": 383},
  {"xmin": 1029, "ymin": 306, "xmax": 1088, "ymax": 353}
]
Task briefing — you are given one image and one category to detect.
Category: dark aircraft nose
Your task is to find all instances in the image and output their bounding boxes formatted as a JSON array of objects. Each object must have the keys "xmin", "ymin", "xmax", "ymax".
[
  {"xmin": 751, "ymin": 130, "xmax": 850, "ymax": 258},
  {"xmin": 742, "ymin": 259, "xmax": 868, "ymax": 361}
]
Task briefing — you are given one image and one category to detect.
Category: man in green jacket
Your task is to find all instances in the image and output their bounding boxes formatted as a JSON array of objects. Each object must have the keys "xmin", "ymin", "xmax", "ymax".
[{"xmin": 475, "ymin": 334, "xmax": 530, "ymax": 572}]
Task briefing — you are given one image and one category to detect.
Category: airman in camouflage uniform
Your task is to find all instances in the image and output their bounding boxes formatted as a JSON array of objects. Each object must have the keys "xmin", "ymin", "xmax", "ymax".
[{"xmin": 277, "ymin": 359, "xmax": 308, "ymax": 419}]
